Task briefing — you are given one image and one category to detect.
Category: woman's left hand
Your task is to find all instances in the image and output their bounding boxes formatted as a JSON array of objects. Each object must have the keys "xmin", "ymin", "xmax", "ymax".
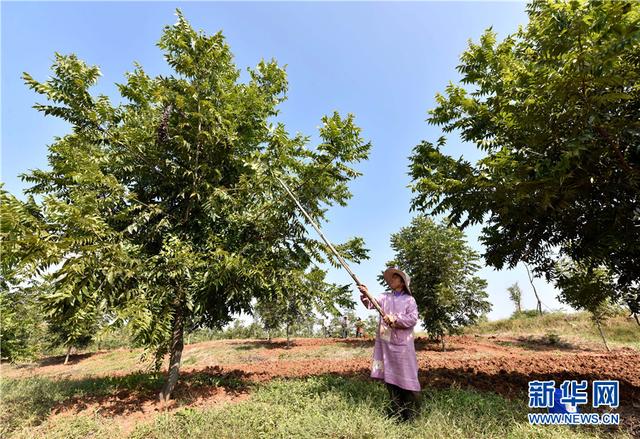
[{"xmin": 383, "ymin": 314, "xmax": 397, "ymax": 327}]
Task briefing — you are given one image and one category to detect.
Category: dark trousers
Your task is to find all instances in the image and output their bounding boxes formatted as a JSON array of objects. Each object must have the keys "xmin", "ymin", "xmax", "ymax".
[{"xmin": 385, "ymin": 383, "xmax": 421, "ymax": 422}]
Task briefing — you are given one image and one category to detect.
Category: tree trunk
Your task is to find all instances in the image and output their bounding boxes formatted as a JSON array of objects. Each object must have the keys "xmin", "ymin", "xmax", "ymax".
[
  {"xmin": 441, "ymin": 335, "xmax": 446, "ymax": 352},
  {"xmin": 595, "ymin": 319, "xmax": 610, "ymax": 352},
  {"xmin": 633, "ymin": 314, "xmax": 640, "ymax": 327},
  {"xmin": 159, "ymin": 304, "xmax": 185, "ymax": 402},
  {"xmin": 286, "ymin": 323, "xmax": 291, "ymax": 348},
  {"xmin": 64, "ymin": 346, "xmax": 72, "ymax": 365},
  {"xmin": 524, "ymin": 263, "xmax": 543, "ymax": 315}
]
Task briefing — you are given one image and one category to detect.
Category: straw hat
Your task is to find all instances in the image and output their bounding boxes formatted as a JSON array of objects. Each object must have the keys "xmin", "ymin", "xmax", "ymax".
[{"xmin": 383, "ymin": 267, "xmax": 412, "ymax": 295}]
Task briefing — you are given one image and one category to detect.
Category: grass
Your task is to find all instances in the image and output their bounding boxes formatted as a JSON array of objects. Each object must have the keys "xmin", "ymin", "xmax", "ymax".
[
  {"xmin": 4, "ymin": 339, "xmax": 373, "ymax": 380},
  {"xmin": 2, "ymin": 375, "xmax": 630, "ymax": 438},
  {"xmin": 465, "ymin": 312, "xmax": 640, "ymax": 350},
  {"xmin": 3, "ymin": 341, "xmax": 282, "ymax": 381},
  {"xmin": 10, "ymin": 413, "xmax": 119, "ymax": 439},
  {"xmin": 276, "ymin": 344, "xmax": 371, "ymax": 361},
  {"xmin": 0, "ymin": 372, "xmax": 163, "ymax": 436},
  {"xmin": 4, "ymin": 348, "xmax": 153, "ymax": 381}
]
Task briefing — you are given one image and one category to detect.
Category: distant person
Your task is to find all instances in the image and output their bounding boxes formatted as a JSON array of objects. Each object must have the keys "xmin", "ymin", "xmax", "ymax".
[
  {"xmin": 341, "ymin": 315, "xmax": 348, "ymax": 338},
  {"xmin": 355, "ymin": 317, "xmax": 364, "ymax": 338},
  {"xmin": 322, "ymin": 322, "xmax": 329, "ymax": 338},
  {"xmin": 358, "ymin": 267, "xmax": 421, "ymax": 422}
]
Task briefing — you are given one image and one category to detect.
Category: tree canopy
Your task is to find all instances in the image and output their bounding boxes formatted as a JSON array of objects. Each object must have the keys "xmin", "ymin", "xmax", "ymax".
[
  {"xmin": 382, "ymin": 216, "xmax": 491, "ymax": 341},
  {"xmin": 409, "ymin": 1, "xmax": 640, "ymax": 308},
  {"xmin": 507, "ymin": 283, "xmax": 523, "ymax": 314}
]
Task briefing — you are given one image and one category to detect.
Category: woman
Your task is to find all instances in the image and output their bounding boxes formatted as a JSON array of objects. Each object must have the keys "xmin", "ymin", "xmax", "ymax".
[{"xmin": 358, "ymin": 267, "xmax": 421, "ymax": 422}]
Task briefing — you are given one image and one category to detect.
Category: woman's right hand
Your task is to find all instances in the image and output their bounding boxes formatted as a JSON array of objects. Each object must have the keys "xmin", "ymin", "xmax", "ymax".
[{"xmin": 357, "ymin": 284, "xmax": 369, "ymax": 299}]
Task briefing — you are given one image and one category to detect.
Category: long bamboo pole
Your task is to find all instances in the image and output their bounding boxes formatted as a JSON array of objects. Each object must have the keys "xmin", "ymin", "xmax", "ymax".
[{"xmin": 274, "ymin": 175, "xmax": 385, "ymax": 317}]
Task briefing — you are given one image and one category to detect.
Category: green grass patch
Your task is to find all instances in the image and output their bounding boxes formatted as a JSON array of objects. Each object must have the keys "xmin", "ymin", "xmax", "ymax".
[
  {"xmin": 10, "ymin": 414, "xmax": 119, "ymax": 439},
  {"xmin": 0, "ymin": 369, "xmax": 252, "ymax": 438},
  {"xmin": 3, "ymin": 375, "xmax": 631, "ymax": 438},
  {"xmin": 276, "ymin": 344, "xmax": 371, "ymax": 361},
  {"xmin": 185, "ymin": 372, "xmax": 247, "ymax": 390},
  {"xmin": 466, "ymin": 312, "xmax": 639, "ymax": 350},
  {"xmin": 129, "ymin": 376, "xmax": 627, "ymax": 439},
  {"xmin": 0, "ymin": 372, "xmax": 163, "ymax": 437},
  {"xmin": 3, "ymin": 348, "xmax": 151, "ymax": 381}
]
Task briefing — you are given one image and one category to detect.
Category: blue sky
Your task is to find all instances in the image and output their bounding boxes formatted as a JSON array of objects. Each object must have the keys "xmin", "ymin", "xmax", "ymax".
[{"xmin": 2, "ymin": 1, "xmax": 569, "ymax": 322}]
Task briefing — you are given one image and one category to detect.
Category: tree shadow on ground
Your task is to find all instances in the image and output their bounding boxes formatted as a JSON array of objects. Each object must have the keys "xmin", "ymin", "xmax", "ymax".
[
  {"xmin": 66, "ymin": 369, "xmax": 252, "ymax": 417},
  {"xmin": 227, "ymin": 340, "xmax": 298, "ymax": 350},
  {"xmin": 3, "ymin": 368, "xmax": 253, "ymax": 435},
  {"xmin": 414, "ymin": 338, "xmax": 464, "ymax": 352},
  {"xmin": 260, "ymin": 362, "xmax": 640, "ymax": 436},
  {"xmin": 334, "ymin": 338, "xmax": 374, "ymax": 348},
  {"xmin": 228, "ymin": 338, "xmax": 374, "ymax": 350},
  {"xmin": 493, "ymin": 336, "xmax": 590, "ymax": 352},
  {"xmin": 210, "ymin": 357, "xmax": 640, "ymax": 436},
  {"xmin": 6, "ymin": 352, "xmax": 102, "ymax": 368}
]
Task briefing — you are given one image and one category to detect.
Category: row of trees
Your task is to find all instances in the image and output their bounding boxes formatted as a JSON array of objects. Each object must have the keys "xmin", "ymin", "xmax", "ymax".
[{"xmin": 0, "ymin": 291, "xmax": 376, "ymax": 363}]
